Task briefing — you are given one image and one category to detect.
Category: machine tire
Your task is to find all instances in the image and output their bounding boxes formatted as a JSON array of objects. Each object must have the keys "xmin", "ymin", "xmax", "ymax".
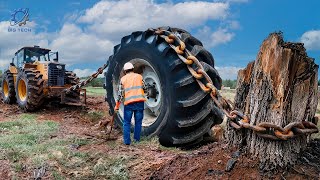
[
  {"xmin": 105, "ymin": 27, "xmax": 223, "ymax": 147},
  {"xmin": 65, "ymin": 71, "xmax": 80, "ymax": 85},
  {"xmin": 1, "ymin": 71, "xmax": 16, "ymax": 104},
  {"xmin": 15, "ymin": 69, "xmax": 45, "ymax": 112},
  {"xmin": 65, "ymin": 71, "xmax": 80, "ymax": 99}
]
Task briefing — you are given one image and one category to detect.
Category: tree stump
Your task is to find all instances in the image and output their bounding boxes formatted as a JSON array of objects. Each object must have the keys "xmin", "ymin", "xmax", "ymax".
[{"xmin": 227, "ymin": 32, "xmax": 319, "ymax": 171}]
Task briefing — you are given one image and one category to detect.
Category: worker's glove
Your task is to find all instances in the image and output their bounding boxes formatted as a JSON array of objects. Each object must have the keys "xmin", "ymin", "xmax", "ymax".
[{"xmin": 114, "ymin": 101, "xmax": 120, "ymax": 112}]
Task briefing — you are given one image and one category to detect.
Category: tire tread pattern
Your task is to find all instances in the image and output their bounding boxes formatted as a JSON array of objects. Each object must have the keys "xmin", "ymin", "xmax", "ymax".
[
  {"xmin": 2, "ymin": 71, "xmax": 16, "ymax": 104},
  {"xmin": 16, "ymin": 69, "xmax": 45, "ymax": 112}
]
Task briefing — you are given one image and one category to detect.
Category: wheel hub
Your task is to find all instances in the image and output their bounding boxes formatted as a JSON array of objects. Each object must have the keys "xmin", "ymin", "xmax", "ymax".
[
  {"xmin": 113, "ymin": 58, "xmax": 162, "ymax": 127},
  {"xmin": 3, "ymin": 80, "xmax": 9, "ymax": 97},
  {"xmin": 18, "ymin": 79, "xmax": 27, "ymax": 101},
  {"xmin": 146, "ymin": 83, "xmax": 158, "ymax": 99}
]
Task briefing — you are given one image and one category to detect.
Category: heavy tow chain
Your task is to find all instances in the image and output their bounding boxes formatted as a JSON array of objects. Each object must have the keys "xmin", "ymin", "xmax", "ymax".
[
  {"xmin": 149, "ymin": 28, "xmax": 319, "ymax": 141},
  {"xmin": 68, "ymin": 62, "xmax": 109, "ymax": 92}
]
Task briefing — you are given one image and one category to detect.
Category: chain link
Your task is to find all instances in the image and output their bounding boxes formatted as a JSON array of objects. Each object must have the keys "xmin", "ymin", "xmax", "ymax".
[
  {"xmin": 68, "ymin": 62, "xmax": 109, "ymax": 92},
  {"xmin": 150, "ymin": 28, "xmax": 319, "ymax": 141}
]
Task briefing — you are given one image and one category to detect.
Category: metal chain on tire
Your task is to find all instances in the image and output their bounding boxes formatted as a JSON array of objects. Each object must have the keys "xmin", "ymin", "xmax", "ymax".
[{"xmin": 149, "ymin": 27, "xmax": 319, "ymax": 141}]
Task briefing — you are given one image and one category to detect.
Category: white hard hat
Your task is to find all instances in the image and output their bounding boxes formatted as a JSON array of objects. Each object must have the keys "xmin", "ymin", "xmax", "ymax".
[{"xmin": 123, "ymin": 62, "xmax": 134, "ymax": 71}]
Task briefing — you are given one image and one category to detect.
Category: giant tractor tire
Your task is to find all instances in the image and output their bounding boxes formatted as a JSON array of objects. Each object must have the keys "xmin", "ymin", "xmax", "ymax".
[
  {"xmin": 105, "ymin": 27, "xmax": 223, "ymax": 147},
  {"xmin": 1, "ymin": 71, "xmax": 16, "ymax": 104},
  {"xmin": 15, "ymin": 69, "xmax": 45, "ymax": 112}
]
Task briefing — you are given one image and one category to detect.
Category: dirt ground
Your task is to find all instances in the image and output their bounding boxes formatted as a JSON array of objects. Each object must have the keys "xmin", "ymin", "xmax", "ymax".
[{"xmin": 0, "ymin": 95, "xmax": 319, "ymax": 179}]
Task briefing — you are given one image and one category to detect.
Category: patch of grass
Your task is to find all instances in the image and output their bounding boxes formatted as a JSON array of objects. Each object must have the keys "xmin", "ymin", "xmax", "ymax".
[
  {"xmin": 311, "ymin": 121, "xmax": 320, "ymax": 139},
  {"xmin": 220, "ymin": 89, "xmax": 236, "ymax": 101},
  {"xmin": 70, "ymin": 137, "xmax": 91, "ymax": 146},
  {"xmin": 86, "ymin": 111, "xmax": 105, "ymax": 122},
  {"xmin": 138, "ymin": 136, "xmax": 181, "ymax": 152},
  {"xmin": 85, "ymin": 87, "xmax": 106, "ymax": 96},
  {"xmin": 310, "ymin": 101, "xmax": 320, "ymax": 139},
  {"xmin": 106, "ymin": 140, "xmax": 118, "ymax": 149},
  {"xmin": 31, "ymin": 154, "xmax": 48, "ymax": 168},
  {"xmin": 12, "ymin": 162, "xmax": 24, "ymax": 172},
  {"xmin": 0, "ymin": 115, "xmax": 59, "ymax": 162},
  {"xmin": 0, "ymin": 114, "xmax": 130, "ymax": 179},
  {"xmin": 138, "ymin": 136, "xmax": 159, "ymax": 146},
  {"xmin": 5, "ymin": 148, "xmax": 24, "ymax": 162},
  {"xmin": 52, "ymin": 170, "xmax": 64, "ymax": 180},
  {"xmin": 93, "ymin": 155, "xmax": 129, "ymax": 179}
]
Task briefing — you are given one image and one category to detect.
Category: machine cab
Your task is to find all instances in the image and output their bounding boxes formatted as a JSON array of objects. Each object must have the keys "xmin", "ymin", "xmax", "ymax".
[
  {"xmin": 10, "ymin": 46, "xmax": 65, "ymax": 86},
  {"xmin": 12, "ymin": 46, "xmax": 59, "ymax": 68}
]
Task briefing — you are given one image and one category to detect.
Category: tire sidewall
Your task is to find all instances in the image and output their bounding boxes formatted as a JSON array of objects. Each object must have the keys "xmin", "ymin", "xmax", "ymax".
[
  {"xmin": 1, "ymin": 73, "xmax": 10, "ymax": 101},
  {"xmin": 106, "ymin": 40, "xmax": 172, "ymax": 136},
  {"xmin": 2, "ymin": 72, "xmax": 15, "ymax": 103}
]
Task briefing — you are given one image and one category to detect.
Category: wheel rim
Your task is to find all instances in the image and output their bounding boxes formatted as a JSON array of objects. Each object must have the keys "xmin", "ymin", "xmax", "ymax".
[
  {"xmin": 113, "ymin": 58, "xmax": 162, "ymax": 127},
  {"xmin": 18, "ymin": 79, "xmax": 27, "ymax": 101},
  {"xmin": 3, "ymin": 80, "xmax": 9, "ymax": 97}
]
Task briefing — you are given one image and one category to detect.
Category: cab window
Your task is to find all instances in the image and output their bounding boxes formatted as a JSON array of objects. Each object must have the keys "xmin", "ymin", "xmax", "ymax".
[{"xmin": 16, "ymin": 50, "xmax": 24, "ymax": 68}]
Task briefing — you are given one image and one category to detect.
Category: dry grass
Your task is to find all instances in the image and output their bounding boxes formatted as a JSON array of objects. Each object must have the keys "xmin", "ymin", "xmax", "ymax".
[
  {"xmin": 220, "ymin": 89, "xmax": 236, "ymax": 101},
  {"xmin": 0, "ymin": 114, "xmax": 129, "ymax": 179},
  {"xmin": 312, "ymin": 102, "xmax": 320, "ymax": 139}
]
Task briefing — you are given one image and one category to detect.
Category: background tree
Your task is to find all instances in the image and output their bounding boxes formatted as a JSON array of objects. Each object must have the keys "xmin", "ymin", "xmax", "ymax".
[
  {"xmin": 81, "ymin": 77, "xmax": 104, "ymax": 87},
  {"xmin": 222, "ymin": 79, "xmax": 237, "ymax": 89}
]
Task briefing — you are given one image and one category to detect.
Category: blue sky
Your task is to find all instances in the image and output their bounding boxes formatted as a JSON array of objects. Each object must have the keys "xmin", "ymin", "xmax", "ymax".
[{"xmin": 0, "ymin": 0, "xmax": 319, "ymax": 79}]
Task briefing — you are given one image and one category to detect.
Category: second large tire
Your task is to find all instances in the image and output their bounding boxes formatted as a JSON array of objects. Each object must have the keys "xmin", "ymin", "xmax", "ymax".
[
  {"xmin": 15, "ymin": 69, "xmax": 45, "ymax": 112},
  {"xmin": 105, "ymin": 27, "xmax": 223, "ymax": 147},
  {"xmin": 65, "ymin": 71, "xmax": 80, "ymax": 100},
  {"xmin": 1, "ymin": 71, "xmax": 16, "ymax": 104}
]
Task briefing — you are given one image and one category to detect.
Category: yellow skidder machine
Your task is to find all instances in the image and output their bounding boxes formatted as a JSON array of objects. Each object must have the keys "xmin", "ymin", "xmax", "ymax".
[{"xmin": 1, "ymin": 46, "xmax": 83, "ymax": 111}]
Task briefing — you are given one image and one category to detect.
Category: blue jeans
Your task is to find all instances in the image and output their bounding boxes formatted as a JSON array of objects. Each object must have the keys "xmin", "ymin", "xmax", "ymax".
[{"xmin": 123, "ymin": 102, "xmax": 144, "ymax": 145}]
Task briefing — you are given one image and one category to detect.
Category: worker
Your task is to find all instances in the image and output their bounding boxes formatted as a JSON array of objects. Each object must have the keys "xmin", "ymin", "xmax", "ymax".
[{"xmin": 114, "ymin": 62, "xmax": 146, "ymax": 145}]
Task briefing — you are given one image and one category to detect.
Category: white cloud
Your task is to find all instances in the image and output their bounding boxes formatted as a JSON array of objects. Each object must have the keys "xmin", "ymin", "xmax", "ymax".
[
  {"xmin": 0, "ymin": 0, "xmax": 245, "ymax": 71},
  {"xmin": 196, "ymin": 26, "xmax": 235, "ymax": 47},
  {"xmin": 211, "ymin": 28, "xmax": 234, "ymax": 46},
  {"xmin": 0, "ymin": 21, "xmax": 49, "ymax": 69},
  {"xmin": 228, "ymin": 20, "xmax": 241, "ymax": 30},
  {"xmin": 78, "ymin": 0, "xmax": 229, "ymax": 40},
  {"xmin": 73, "ymin": 68, "xmax": 105, "ymax": 78},
  {"xmin": 50, "ymin": 23, "xmax": 114, "ymax": 65},
  {"xmin": 301, "ymin": 30, "xmax": 320, "ymax": 50},
  {"xmin": 0, "ymin": 22, "xmax": 113, "ymax": 68},
  {"xmin": 217, "ymin": 0, "xmax": 249, "ymax": 3},
  {"xmin": 73, "ymin": 68, "xmax": 96, "ymax": 77},
  {"xmin": 216, "ymin": 66, "xmax": 242, "ymax": 80}
]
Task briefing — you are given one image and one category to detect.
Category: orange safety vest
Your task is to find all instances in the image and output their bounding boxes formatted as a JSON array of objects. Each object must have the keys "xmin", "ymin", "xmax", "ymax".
[{"xmin": 121, "ymin": 72, "xmax": 146, "ymax": 105}]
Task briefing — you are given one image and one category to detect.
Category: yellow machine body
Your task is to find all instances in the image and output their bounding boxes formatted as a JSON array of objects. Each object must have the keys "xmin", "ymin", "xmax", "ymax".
[{"xmin": 3, "ymin": 46, "xmax": 84, "ymax": 108}]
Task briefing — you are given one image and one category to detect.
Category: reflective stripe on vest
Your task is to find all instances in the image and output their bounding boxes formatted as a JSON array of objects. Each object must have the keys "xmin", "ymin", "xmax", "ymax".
[
  {"xmin": 121, "ymin": 73, "xmax": 145, "ymax": 105},
  {"xmin": 124, "ymin": 85, "xmax": 143, "ymax": 91}
]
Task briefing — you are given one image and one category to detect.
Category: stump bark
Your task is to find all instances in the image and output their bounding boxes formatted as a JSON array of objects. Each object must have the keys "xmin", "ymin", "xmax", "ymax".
[{"xmin": 227, "ymin": 32, "xmax": 319, "ymax": 170}]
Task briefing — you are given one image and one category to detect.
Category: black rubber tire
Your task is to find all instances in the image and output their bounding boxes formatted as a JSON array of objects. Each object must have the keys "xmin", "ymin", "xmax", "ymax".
[
  {"xmin": 65, "ymin": 71, "xmax": 80, "ymax": 85},
  {"xmin": 105, "ymin": 27, "xmax": 223, "ymax": 147},
  {"xmin": 15, "ymin": 69, "xmax": 45, "ymax": 112},
  {"xmin": 1, "ymin": 71, "xmax": 16, "ymax": 104},
  {"xmin": 65, "ymin": 71, "xmax": 80, "ymax": 99}
]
